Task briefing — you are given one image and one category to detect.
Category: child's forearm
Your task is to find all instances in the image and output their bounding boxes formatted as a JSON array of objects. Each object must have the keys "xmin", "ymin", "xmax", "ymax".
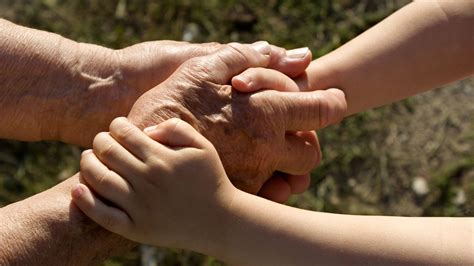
[
  {"xmin": 305, "ymin": 0, "xmax": 474, "ymax": 116},
  {"xmin": 211, "ymin": 191, "xmax": 473, "ymax": 265}
]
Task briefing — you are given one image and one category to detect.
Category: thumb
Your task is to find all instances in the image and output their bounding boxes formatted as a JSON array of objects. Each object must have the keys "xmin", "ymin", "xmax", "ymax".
[
  {"xmin": 259, "ymin": 88, "xmax": 348, "ymax": 131},
  {"xmin": 267, "ymin": 45, "xmax": 312, "ymax": 78},
  {"xmin": 144, "ymin": 118, "xmax": 209, "ymax": 149}
]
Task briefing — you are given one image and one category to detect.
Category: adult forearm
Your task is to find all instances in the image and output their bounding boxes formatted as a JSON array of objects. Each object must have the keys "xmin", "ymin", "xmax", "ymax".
[
  {"xmin": 305, "ymin": 0, "xmax": 474, "ymax": 115},
  {"xmin": 0, "ymin": 173, "xmax": 135, "ymax": 265},
  {"xmin": 0, "ymin": 19, "xmax": 132, "ymax": 146},
  {"xmin": 215, "ymin": 191, "xmax": 474, "ymax": 265}
]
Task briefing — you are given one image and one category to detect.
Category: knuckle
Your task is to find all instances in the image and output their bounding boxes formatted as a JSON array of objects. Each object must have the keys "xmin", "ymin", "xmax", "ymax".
[
  {"xmin": 93, "ymin": 132, "xmax": 110, "ymax": 151},
  {"xmin": 114, "ymin": 123, "xmax": 135, "ymax": 142},
  {"xmin": 80, "ymin": 156, "xmax": 94, "ymax": 177},
  {"xmin": 251, "ymin": 68, "xmax": 266, "ymax": 83},
  {"xmin": 93, "ymin": 134, "xmax": 115, "ymax": 158},
  {"xmin": 110, "ymin": 117, "xmax": 126, "ymax": 128},
  {"xmin": 144, "ymin": 158, "xmax": 171, "ymax": 181},
  {"xmin": 227, "ymin": 42, "xmax": 245, "ymax": 52},
  {"xmin": 148, "ymin": 157, "xmax": 166, "ymax": 170},
  {"xmin": 95, "ymin": 169, "xmax": 113, "ymax": 187},
  {"xmin": 166, "ymin": 117, "xmax": 182, "ymax": 126},
  {"xmin": 203, "ymin": 41, "xmax": 222, "ymax": 51},
  {"xmin": 182, "ymin": 57, "xmax": 202, "ymax": 68},
  {"xmin": 182, "ymin": 57, "xmax": 206, "ymax": 71},
  {"xmin": 224, "ymin": 43, "xmax": 249, "ymax": 63},
  {"xmin": 212, "ymin": 43, "xmax": 250, "ymax": 74},
  {"xmin": 180, "ymin": 57, "xmax": 212, "ymax": 80},
  {"xmin": 272, "ymin": 46, "xmax": 287, "ymax": 62},
  {"xmin": 109, "ymin": 117, "xmax": 127, "ymax": 132}
]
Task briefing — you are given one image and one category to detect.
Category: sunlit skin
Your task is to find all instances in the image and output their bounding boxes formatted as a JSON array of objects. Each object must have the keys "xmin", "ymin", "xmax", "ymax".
[
  {"xmin": 0, "ymin": 17, "xmax": 317, "ymax": 202},
  {"xmin": 73, "ymin": 0, "xmax": 473, "ymax": 265},
  {"xmin": 232, "ymin": 0, "xmax": 474, "ymax": 201},
  {"xmin": 0, "ymin": 19, "xmax": 324, "ymax": 265},
  {"xmin": 72, "ymin": 117, "xmax": 473, "ymax": 266},
  {"xmin": 126, "ymin": 42, "xmax": 345, "ymax": 196},
  {"xmin": 1, "ymin": 0, "xmax": 474, "ymax": 264}
]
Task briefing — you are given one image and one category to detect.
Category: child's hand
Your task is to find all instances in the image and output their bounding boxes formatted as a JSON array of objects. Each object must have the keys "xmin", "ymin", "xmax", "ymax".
[{"xmin": 71, "ymin": 117, "xmax": 237, "ymax": 251}]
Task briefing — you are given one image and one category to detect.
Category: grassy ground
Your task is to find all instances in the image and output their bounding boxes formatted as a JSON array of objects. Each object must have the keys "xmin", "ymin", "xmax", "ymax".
[{"xmin": 0, "ymin": 0, "xmax": 472, "ymax": 265}]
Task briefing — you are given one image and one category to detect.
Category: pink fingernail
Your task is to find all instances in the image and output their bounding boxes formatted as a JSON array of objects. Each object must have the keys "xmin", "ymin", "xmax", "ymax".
[
  {"xmin": 286, "ymin": 47, "xmax": 309, "ymax": 59},
  {"xmin": 81, "ymin": 149, "xmax": 92, "ymax": 157},
  {"xmin": 251, "ymin": 41, "xmax": 271, "ymax": 55},
  {"xmin": 236, "ymin": 74, "xmax": 251, "ymax": 85},
  {"xmin": 72, "ymin": 185, "xmax": 84, "ymax": 198},
  {"xmin": 144, "ymin": 125, "xmax": 157, "ymax": 134}
]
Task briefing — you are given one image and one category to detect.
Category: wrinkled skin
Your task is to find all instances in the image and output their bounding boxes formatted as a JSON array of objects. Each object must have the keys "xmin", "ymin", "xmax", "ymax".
[
  {"xmin": 128, "ymin": 43, "xmax": 346, "ymax": 193},
  {"xmin": 131, "ymin": 84, "xmax": 301, "ymax": 192}
]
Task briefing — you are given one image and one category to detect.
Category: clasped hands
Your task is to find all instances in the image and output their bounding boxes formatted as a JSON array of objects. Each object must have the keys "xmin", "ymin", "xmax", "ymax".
[{"xmin": 77, "ymin": 41, "xmax": 347, "ymax": 203}]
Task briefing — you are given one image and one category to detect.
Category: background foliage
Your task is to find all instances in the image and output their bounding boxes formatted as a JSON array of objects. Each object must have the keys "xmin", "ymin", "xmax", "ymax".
[{"xmin": 1, "ymin": 0, "xmax": 472, "ymax": 265}]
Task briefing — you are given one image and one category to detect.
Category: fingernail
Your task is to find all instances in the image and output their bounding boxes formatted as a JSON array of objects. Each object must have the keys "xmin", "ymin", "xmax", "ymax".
[
  {"xmin": 286, "ymin": 47, "xmax": 309, "ymax": 59},
  {"xmin": 144, "ymin": 125, "xmax": 157, "ymax": 134},
  {"xmin": 72, "ymin": 185, "xmax": 84, "ymax": 198},
  {"xmin": 251, "ymin": 41, "xmax": 271, "ymax": 55},
  {"xmin": 235, "ymin": 74, "xmax": 251, "ymax": 85},
  {"xmin": 81, "ymin": 149, "xmax": 92, "ymax": 157}
]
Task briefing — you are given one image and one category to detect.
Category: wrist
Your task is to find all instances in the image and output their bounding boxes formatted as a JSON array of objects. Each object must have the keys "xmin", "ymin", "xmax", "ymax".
[
  {"xmin": 185, "ymin": 186, "xmax": 244, "ymax": 259},
  {"xmin": 52, "ymin": 43, "xmax": 139, "ymax": 146},
  {"xmin": 201, "ymin": 189, "xmax": 261, "ymax": 263},
  {"xmin": 304, "ymin": 55, "xmax": 341, "ymax": 92}
]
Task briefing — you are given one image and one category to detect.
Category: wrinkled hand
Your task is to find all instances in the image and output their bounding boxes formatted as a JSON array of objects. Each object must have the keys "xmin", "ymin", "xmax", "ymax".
[
  {"xmin": 64, "ymin": 40, "xmax": 312, "ymax": 146},
  {"xmin": 128, "ymin": 42, "xmax": 346, "ymax": 195},
  {"xmin": 118, "ymin": 40, "xmax": 312, "ymax": 96}
]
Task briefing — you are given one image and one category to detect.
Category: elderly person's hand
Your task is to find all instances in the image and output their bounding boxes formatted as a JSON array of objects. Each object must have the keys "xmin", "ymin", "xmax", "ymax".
[
  {"xmin": 1, "ymin": 18, "xmax": 316, "ymax": 202},
  {"xmin": 57, "ymin": 40, "xmax": 312, "ymax": 146},
  {"xmin": 126, "ymin": 42, "xmax": 346, "ymax": 197}
]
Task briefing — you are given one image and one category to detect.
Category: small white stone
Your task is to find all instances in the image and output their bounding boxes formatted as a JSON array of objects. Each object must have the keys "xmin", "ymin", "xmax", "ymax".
[
  {"xmin": 182, "ymin": 23, "xmax": 200, "ymax": 42},
  {"xmin": 348, "ymin": 178, "xmax": 356, "ymax": 187},
  {"xmin": 412, "ymin": 177, "xmax": 429, "ymax": 196},
  {"xmin": 453, "ymin": 189, "xmax": 466, "ymax": 205}
]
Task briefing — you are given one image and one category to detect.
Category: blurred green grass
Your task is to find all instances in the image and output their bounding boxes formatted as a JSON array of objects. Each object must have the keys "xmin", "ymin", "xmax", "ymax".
[{"xmin": 1, "ymin": 0, "xmax": 473, "ymax": 265}]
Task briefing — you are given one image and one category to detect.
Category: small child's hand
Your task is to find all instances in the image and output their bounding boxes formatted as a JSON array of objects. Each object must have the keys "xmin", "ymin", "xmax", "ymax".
[{"xmin": 71, "ymin": 117, "xmax": 236, "ymax": 250}]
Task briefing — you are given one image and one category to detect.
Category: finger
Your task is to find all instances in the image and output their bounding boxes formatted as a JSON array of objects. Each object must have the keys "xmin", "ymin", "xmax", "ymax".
[
  {"xmin": 120, "ymin": 41, "xmax": 223, "ymax": 91},
  {"xmin": 294, "ymin": 130, "xmax": 321, "ymax": 167},
  {"xmin": 109, "ymin": 117, "xmax": 166, "ymax": 161},
  {"xmin": 259, "ymin": 88, "xmax": 347, "ymax": 131},
  {"xmin": 268, "ymin": 45, "xmax": 312, "ymax": 78},
  {"xmin": 71, "ymin": 183, "xmax": 132, "ymax": 236},
  {"xmin": 177, "ymin": 41, "xmax": 272, "ymax": 85},
  {"xmin": 285, "ymin": 131, "xmax": 318, "ymax": 194},
  {"xmin": 285, "ymin": 174, "xmax": 311, "ymax": 194},
  {"xmin": 144, "ymin": 118, "xmax": 210, "ymax": 150},
  {"xmin": 276, "ymin": 134, "xmax": 319, "ymax": 175},
  {"xmin": 80, "ymin": 150, "xmax": 134, "ymax": 209},
  {"xmin": 177, "ymin": 41, "xmax": 222, "ymax": 58},
  {"xmin": 92, "ymin": 130, "xmax": 145, "ymax": 179},
  {"xmin": 258, "ymin": 175, "xmax": 291, "ymax": 204},
  {"xmin": 232, "ymin": 68, "xmax": 299, "ymax": 93}
]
